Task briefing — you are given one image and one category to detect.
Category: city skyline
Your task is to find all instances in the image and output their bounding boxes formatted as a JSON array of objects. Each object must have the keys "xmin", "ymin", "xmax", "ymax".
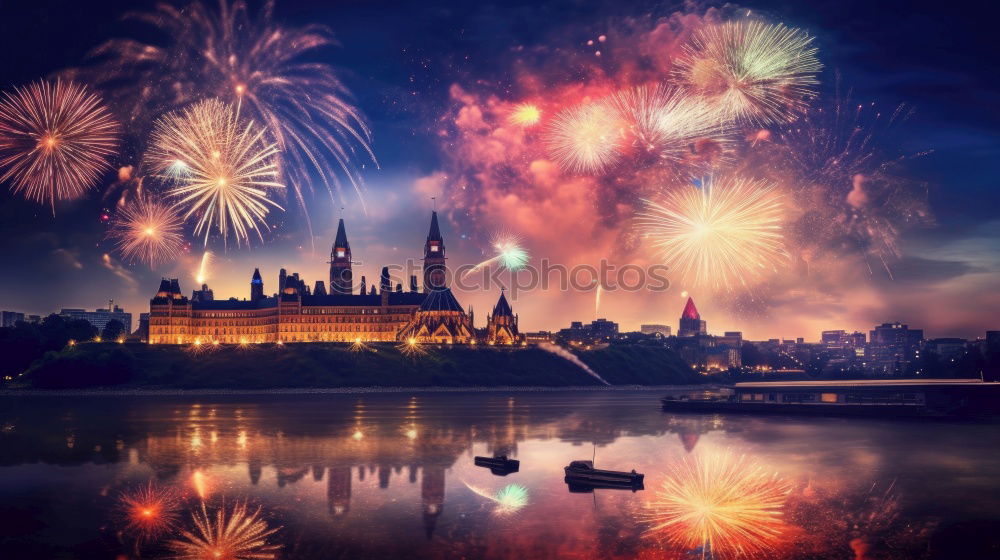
[{"xmin": 0, "ymin": 0, "xmax": 998, "ymax": 341}]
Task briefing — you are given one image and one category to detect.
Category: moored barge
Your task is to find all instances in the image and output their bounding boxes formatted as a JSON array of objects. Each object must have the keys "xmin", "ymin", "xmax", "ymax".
[{"xmin": 661, "ymin": 379, "xmax": 1000, "ymax": 417}]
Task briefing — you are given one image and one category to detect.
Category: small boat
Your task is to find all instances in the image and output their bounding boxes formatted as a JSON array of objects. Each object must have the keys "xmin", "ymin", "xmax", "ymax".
[
  {"xmin": 563, "ymin": 460, "xmax": 643, "ymax": 491},
  {"xmin": 474, "ymin": 455, "xmax": 520, "ymax": 476}
]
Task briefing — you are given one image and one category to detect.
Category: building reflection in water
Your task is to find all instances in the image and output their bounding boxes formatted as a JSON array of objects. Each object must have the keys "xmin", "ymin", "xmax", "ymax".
[{"xmin": 0, "ymin": 393, "xmax": 996, "ymax": 558}]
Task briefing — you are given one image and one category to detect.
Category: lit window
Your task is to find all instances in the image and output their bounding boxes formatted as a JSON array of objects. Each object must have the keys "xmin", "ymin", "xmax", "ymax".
[
  {"xmin": 430, "ymin": 245, "xmax": 439, "ymax": 252},
  {"xmin": 337, "ymin": 250, "xmax": 345, "ymax": 258},
  {"xmin": 820, "ymin": 393, "xmax": 838, "ymax": 403}
]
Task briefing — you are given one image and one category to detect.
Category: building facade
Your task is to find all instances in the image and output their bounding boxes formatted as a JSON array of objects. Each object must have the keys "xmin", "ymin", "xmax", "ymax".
[
  {"xmin": 148, "ymin": 213, "xmax": 493, "ymax": 345},
  {"xmin": 60, "ymin": 303, "xmax": 132, "ymax": 334}
]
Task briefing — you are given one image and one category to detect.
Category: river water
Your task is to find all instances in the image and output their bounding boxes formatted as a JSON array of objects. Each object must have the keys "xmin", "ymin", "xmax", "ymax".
[{"xmin": 0, "ymin": 391, "xmax": 997, "ymax": 559}]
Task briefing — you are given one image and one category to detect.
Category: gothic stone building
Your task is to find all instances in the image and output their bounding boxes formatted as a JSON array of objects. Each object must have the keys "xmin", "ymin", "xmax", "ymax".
[{"xmin": 148, "ymin": 212, "xmax": 518, "ymax": 345}]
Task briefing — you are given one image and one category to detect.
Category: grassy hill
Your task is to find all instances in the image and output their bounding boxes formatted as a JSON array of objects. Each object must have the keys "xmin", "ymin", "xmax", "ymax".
[{"xmin": 13, "ymin": 342, "xmax": 704, "ymax": 390}]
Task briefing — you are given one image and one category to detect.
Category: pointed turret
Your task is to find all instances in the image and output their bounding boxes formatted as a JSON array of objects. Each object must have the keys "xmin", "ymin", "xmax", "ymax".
[
  {"xmin": 492, "ymin": 289, "xmax": 513, "ymax": 317},
  {"xmin": 329, "ymin": 218, "xmax": 354, "ymax": 295},
  {"xmin": 486, "ymin": 288, "xmax": 520, "ymax": 345},
  {"xmin": 423, "ymin": 211, "xmax": 447, "ymax": 292},
  {"xmin": 681, "ymin": 297, "xmax": 700, "ymax": 320},
  {"xmin": 678, "ymin": 296, "xmax": 706, "ymax": 337},
  {"xmin": 250, "ymin": 268, "xmax": 264, "ymax": 302}
]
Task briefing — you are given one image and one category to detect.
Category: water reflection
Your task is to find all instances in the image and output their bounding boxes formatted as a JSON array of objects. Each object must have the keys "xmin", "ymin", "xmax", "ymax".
[{"xmin": 0, "ymin": 392, "xmax": 998, "ymax": 558}]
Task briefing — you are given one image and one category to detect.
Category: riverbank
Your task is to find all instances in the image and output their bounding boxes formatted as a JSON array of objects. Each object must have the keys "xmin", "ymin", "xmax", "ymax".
[
  {"xmin": 8, "ymin": 342, "xmax": 706, "ymax": 390},
  {"xmin": 0, "ymin": 384, "xmax": 718, "ymax": 397}
]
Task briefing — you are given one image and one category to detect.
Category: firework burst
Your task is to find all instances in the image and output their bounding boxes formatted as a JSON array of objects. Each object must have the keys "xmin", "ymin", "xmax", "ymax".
[
  {"xmin": 146, "ymin": 99, "xmax": 284, "ymax": 247},
  {"xmin": 169, "ymin": 501, "xmax": 280, "ymax": 560},
  {"xmin": 509, "ymin": 103, "xmax": 542, "ymax": 127},
  {"xmin": 608, "ymin": 85, "xmax": 732, "ymax": 175},
  {"xmin": 465, "ymin": 482, "xmax": 530, "ymax": 515},
  {"xmin": 0, "ymin": 80, "xmax": 118, "ymax": 212},
  {"xmin": 70, "ymin": 0, "xmax": 375, "ymax": 234},
  {"xmin": 117, "ymin": 483, "xmax": 182, "ymax": 542},
  {"xmin": 545, "ymin": 101, "xmax": 624, "ymax": 173},
  {"xmin": 107, "ymin": 193, "xmax": 186, "ymax": 267},
  {"xmin": 775, "ymin": 93, "xmax": 932, "ymax": 276},
  {"xmin": 637, "ymin": 176, "xmax": 787, "ymax": 291},
  {"xmin": 641, "ymin": 452, "xmax": 791, "ymax": 558},
  {"xmin": 676, "ymin": 21, "xmax": 821, "ymax": 125},
  {"xmin": 463, "ymin": 231, "xmax": 530, "ymax": 280}
]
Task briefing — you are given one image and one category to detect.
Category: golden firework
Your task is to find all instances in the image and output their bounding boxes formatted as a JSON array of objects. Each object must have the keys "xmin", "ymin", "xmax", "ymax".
[
  {"xmin": 636, "ymin": 176, "xmax": 787, "ymax": 291},
  {"xmin": 608, "ymin": 85, "xmax": 733, "ymax": 173},
  {"xmin": 147, "ymin": 99, "xmax": 284, "ymax": 247},
  {"xmin": 0, "ymin": 79, "xmax": 118, "ymax": 212},
  {"xmin": 72, "ymin": 0, "xmax": 375, "ymax": 233},
  {"xmin": 107, "ymin": 193, "xmax": 186, "ymax": 266},
  {"xmin": 169, "ymin": 501, "xmax": 280, "ymax": 560},
  {"xmin": 676, "ymin": 21, "xmax": 821, "ymax": 125},
  {"xmin": 642, "ymin": 452, "xmax": 791, "ymax": 558},
  {"xmin": 545, "ymin": 101, "xmax": 623, "ymax": 174},
  {"xmin": 509, "ymin": 103, "xmax": 542, "ymax": 127},
  {"xmin": 396, "ymin": 337, "xmax": 427, "ymax": 358}
]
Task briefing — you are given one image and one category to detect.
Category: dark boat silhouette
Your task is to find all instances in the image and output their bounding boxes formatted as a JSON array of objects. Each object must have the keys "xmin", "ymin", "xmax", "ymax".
[
  {"xmin": 474, "ymin": 455, "xmax": 520, "ymax": 476},
  {"xmin": 563, "ymin": 460, "xmax": 644, "ymax": 491}
]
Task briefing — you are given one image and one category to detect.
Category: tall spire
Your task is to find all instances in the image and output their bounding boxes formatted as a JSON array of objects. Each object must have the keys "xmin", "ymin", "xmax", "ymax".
[
  {"xmin": 492, "ymin": 289, "xmax": 513, "ymax": 317},
  {"xmin": 423, "ymin": 211, "xmax": 446, "ymax": 292},
  {"xmin": 250, "ymin": 267, "xmax": 264, "ymax": 302},
  {"xmin": 681, "ymin": 297, "xmax": 700, "ymax": 320},
  {"xmin": 329, "ymin": 218, "xmax": 353, "ymax": 295}
]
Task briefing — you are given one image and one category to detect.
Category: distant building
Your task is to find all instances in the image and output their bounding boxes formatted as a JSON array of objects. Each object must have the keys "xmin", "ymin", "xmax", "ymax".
[
  {"xmin": 677, "ymin": 298, "xmax": 706, "ymax": 337},
  {"xmin": 149, "ymin": 213, "xmax": 485, "ymax": 345},
  {"xmin": 1, "ymin": 310, "xmax": 24, "ymax": 327},
  {"xmin": 60, "ymin": 303, "xmax": 132, "ymax": 334},
  {"xmin": 987, "ymin": 331, "xmax": 1000, "ymax": 350},
  {"xmin": 641, "ymin": 324, "xmax": 671, "ymax": 336},
  {"xmin": 925, "ymin": 338, "xmax": 968, "ymax": 361},
  {"xmin": 822, "ymin": 330, "xmax": 866, "ymax": 348},
  {"xmin": 191, "ymin": 283, "xmax": 215, "ymax": 302},
  {"xmin": 485, "ymin": 290, "xmax": 523, "ymax": 345},
  {"xmin": 867, "ymin": 322, "xmax": 923, "ymax": 375},
  {"xmin": 136, "ymin": 313, "xmax": 150, "ymax": 342},
  {"xmin": 556, "ymin": 318, "xmax": 619, "ymax": 343},
  {"xmin": 523, "ymin": 331, "xmax": 553, "ymax": 344}
]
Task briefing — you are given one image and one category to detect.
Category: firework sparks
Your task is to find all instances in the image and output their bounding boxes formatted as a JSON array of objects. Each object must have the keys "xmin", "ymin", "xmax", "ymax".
[
  {"xmin": 608, "ymin": 85, "xmax": 732, "ymax": 174},
  {"xmin": 107, "ymin": 193, "xmax": 185, "ymax": 267},
  {"xmin": 72, "ymin": 0, "xmax": 375, "ymax": 236},
  {"xmin": 676, "ymin": 21, "xmax": 821, "ymax": 125},
  {"xmin": 464, "ymin": 232, "xmax": 531, "ymax": 280},
  {"xmin": 117, "ymin": 483, "xmax": 181, "ymax": 542},
  {"xmin": 545, "ymin": 101, "xmax": 624, "ymax": 173},
  {"xmin": 169, "ymin": 501, "xmax": 280, "ymax": 560},
  {"xmin": 465, "ymin": 482, "xmax": 530, "ymax": 514},
  {"xmin": 349, "ymin": 337, "xmax": 369, "ymax": 353},
  {"xmin": 642, "ymin": 452, "xmax": 791, "ymax": 558},
  {"xmin": 396, "ymin": 337, "xmax": 427, "ymax": 358},
  {"xmin": 196, "ymin": 250, "xmax": 213, "ymax": 285},
  {"xmin": 509, "ymin": 103, "xmax": 542, "ymax": 127},
  {"xmin": 636, "ymin": 176, "xmax": 787, "ymax": 291},
  {"xmin": 0, "ymin": 80, "xmax": 118, "ymax": 212},
  {"xmin": 775, "ymin": 94, "xmax": 932, "ymax": 276},
  {"xmin": 146, "ymin": 99, "xmax": 284, "ymax": 247},
  {"xmin": 191, "ymin": 469, "xmax": 211, "ymax": 500}
]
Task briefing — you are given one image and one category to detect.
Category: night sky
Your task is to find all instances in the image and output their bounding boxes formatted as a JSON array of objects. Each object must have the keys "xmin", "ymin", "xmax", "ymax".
[{"xmin": 0, "ymin": 0, "xmax": 997, "ymax": 339}]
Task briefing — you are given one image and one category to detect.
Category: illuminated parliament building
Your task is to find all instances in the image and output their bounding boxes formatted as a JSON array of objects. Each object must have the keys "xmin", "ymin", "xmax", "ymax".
[{"xmin": 148, "ymin": 212, "xmax": 522, "ymax": 346}]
